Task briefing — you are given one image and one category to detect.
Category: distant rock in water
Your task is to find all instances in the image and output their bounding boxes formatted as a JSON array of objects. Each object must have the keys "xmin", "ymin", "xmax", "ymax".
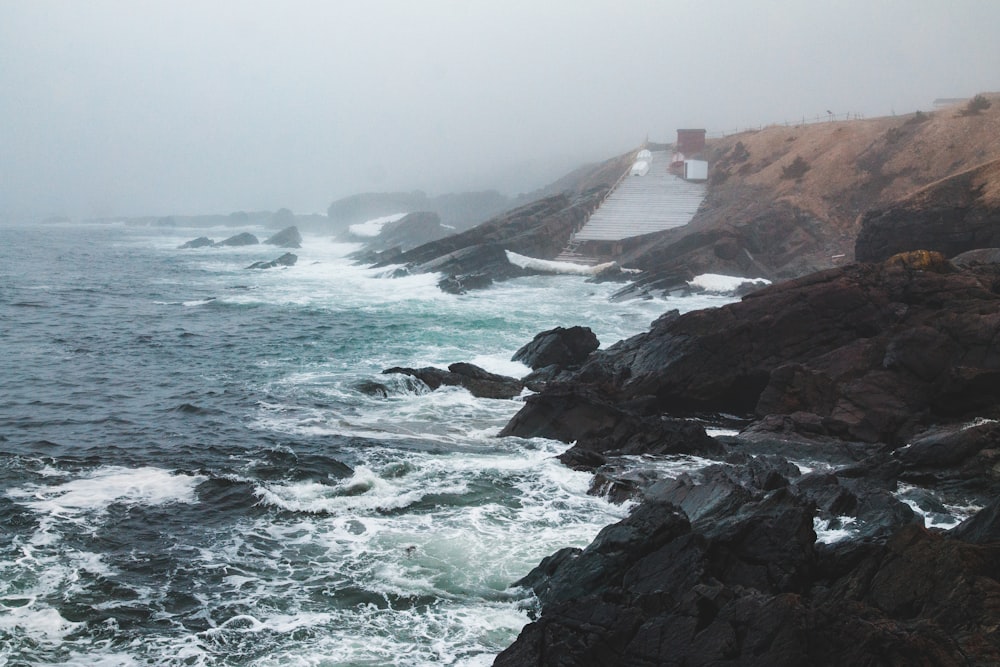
[
  {"xmin": 214, "ymin": 232, "xmax": 259, "ymax": 247},
  {"xmin": 246, "ymin": 253, "xmax": 297, "ymax": 270},
  {"xmin": 178, "ymin": 236, "xmax": 214, "ymax": 249},
  {"xmin": 263, "ymin": 226, "xmax": 302, "ymax": 248}
]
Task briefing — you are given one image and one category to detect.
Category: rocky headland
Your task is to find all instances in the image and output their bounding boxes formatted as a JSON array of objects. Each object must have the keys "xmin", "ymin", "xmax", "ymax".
[
  {"xmin": 475, "ymin": 96, "xmax": 1000, "ymax": 664},
  {"xmin": 491, "ymin": 250, "xmax": 1000, "ymax": 665}
]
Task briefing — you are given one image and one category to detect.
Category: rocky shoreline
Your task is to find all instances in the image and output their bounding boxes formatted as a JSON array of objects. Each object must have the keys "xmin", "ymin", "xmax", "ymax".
[{"xmin": 486, "ymin": 251, "xmax": 1000, "ymax": 665}]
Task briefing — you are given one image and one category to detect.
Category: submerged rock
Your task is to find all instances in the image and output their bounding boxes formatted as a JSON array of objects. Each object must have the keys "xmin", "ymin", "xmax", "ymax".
[{"xmin": 246, "ymin": 253, "xmax": 297, "ymax": 270}]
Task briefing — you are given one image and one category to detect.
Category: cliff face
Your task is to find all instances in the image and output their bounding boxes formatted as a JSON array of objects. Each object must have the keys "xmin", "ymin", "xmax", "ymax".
[
  {"xmin": 856, "ymin": 158, "xmax": 1000, "ymax": 262},
  {"xmin": 618, "ymin": 94, "xmax": 1000, "ymax": 281}
]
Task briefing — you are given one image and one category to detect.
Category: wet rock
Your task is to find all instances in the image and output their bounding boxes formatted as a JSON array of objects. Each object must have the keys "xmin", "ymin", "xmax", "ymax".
[
  {"xmin": 499, "ymin": 483, "xmax": 1000, "ymax": 666},
  {"xmin": 511, "ymin": 326, "xmax": 599, "ymax": 371},
  {"xmin": 951, "ymin": 497, "xmax": 1000, "ymax": 544},
  {"xmin": 381, "ymin": 362, "xmax": 522, "ymax": 399},
  {"xmin": 437, "ymin": 272, "xmax": 494, "ymax": 294},
  {"xmin": 505, "ymin": 258, "xmax": 1000, "ymax": 446}
]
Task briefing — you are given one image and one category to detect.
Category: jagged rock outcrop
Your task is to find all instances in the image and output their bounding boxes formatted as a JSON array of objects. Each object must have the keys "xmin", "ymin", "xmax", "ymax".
[
  {"xmin": 214, "ymin": 232, "xmax": 259, "ymax": 247},
  {"xmin": 246, "ymin": 252, "xmax": 297, "ymax": 270},
  {"xmin": 497, "ymin": 456, "xmax": 1000, "ymax": 666},
  {"xmin": 263, "ymin": 226, "xmax": 302, "ymax": 248},
  {"xmin": 178, "ymin": 236, "xmax": 213, "ymax": 249},
  {"xmin": 373, "ymin": 190, "xmax": 607, "ymax": 292},
  {"xmin": 856, "ymin": 158, "xmax": 1000, "ymax": 262},
  {"xmin": 502, "ymin": 252, "xmax": 1000, "ymax": 446}
]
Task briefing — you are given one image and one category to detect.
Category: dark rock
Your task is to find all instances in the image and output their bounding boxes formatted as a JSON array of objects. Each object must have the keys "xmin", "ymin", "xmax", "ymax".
[
  {"xmin": 609, "ymin": 268, "xmax": 694, "ymax": 301},
  {"xmin": 437, "ymin": 272, "xmax": 494, "ymax": 294},
  {"xmin": 354, "ymin": 380, "xmax": 391, "ymax": 398},
  {"xmin": 499, "ymin": 484, "xmax": 1000, "ymax": 666},
  {"xmin": 951, "ymin": 497, "xmax": 1000, "ymax": 544},
  {"xmin": 856, "ymin": 158, "xmax": 1000, "ymax": 262},
  {"xmin": 381, "ymin": 363, "xmax": 522, "ymax": 399},
  {"xmin": 498, "ymin": 386, "xmax": 631, "ymax": 443},
  {"xmin": 370, "ymin": 192, "xmax": 606, "ymax": 292},
  {"xmin": 511, "ymin": 326, "xmax": 599, "ymax": 370},
  {"xmin": 246, "ymin": 253, "xmax": 297, "ymax": 270},
  {"xmin": 506, "ymin": 257, "xmax": 1000, "ymax": 446},
  {"xmin": 895, "ymin": 419, "xmax": 1000, "ymax": 468},
  {"xmin": 263, "ymin": 226, "xmax": 302, "ymax": 248},
  {"xmin": 214, "ymin": 232, "xmax": 259, "ymax": 247},
  {"xmin": 178, "ymin": 236, "xmax": 213, "ymax": 249},
  {"xmin": 556, "ymin": 448, "xmax": 607, "ymax": 472}
]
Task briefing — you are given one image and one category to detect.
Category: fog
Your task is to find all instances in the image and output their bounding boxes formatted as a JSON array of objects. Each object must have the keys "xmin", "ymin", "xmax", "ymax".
[{"xmin": 2, "ymin": 0, "xmax": 998, "ymax": 219}]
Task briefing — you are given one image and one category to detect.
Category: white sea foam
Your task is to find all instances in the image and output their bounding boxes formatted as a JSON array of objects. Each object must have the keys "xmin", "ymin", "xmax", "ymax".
[
  {"xmin": 0, "ymin": 604, "xmax": 84, "ymax": 644},
  {"xmin": 505, "ymin": 250, "xmax": 621, "ymax": 276},
  {"xmin": 688, "ymin": 273, "xmax": 771, "ymax": 293},
  {"xmin": 349, "ymin": 212, "xmax": 408, "ymax": 237},
  {"xmin": 895, "ymin": 482, "xmax": 982, "ymax": 530},
  {"xmin": 9, "ymin": 466, "xmax": 205, "ymax": 518},
  {"xmin": 813, "ymin": 516, "xmax": 858, "ymax": 544}
]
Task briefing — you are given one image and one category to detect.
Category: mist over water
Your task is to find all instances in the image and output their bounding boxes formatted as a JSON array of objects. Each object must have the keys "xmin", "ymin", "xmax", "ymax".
[{"xmin": 0, "ymin": 222, "xmax": 738, "ymax": 665}]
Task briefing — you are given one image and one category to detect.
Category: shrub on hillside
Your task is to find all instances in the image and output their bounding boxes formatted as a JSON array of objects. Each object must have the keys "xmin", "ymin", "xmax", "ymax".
[
  {"xmin": 959, "ymin": 94, "xmax": 992, "ymax": 116},
  {"xmin": 781, "ymin": 156, "xmax": 810, "ymax": 180}
]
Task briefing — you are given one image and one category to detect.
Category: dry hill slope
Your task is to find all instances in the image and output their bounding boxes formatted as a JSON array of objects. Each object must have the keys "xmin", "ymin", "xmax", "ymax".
[{"xmin": 617, "ymin": 93, "xmax": 1000, "ymax": 281}]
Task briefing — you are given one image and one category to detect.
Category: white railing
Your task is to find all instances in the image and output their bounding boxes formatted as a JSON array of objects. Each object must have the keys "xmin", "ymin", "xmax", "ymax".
[{"xmin": 707, "ymin": 112, "xmax": 866, "ymax": 138}]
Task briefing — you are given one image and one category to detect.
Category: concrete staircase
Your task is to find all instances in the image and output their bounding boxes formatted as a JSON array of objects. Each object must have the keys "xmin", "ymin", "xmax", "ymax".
[{"xmin": 558, "ymin": 151, "xmax": 705, "ymax": 255}]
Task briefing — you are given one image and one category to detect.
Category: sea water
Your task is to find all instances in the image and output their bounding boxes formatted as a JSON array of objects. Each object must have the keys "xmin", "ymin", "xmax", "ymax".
[{"xmin": 0, "ymin": 221, "xmax": 737, "ymax": 666}]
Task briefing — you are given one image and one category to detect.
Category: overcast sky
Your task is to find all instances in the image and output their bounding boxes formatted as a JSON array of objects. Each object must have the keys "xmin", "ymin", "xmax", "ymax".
[{"xmin": 2, "ymin": 1, "xmax": 998, "ymax": 219}]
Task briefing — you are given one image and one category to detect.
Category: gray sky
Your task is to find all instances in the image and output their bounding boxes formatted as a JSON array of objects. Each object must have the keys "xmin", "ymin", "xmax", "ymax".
[{"xmin": 2, "ymin": 0, "xmax": 998, "ymax": 219}]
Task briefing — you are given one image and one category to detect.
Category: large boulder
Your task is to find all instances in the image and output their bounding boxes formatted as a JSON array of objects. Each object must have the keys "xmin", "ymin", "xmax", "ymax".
[
  {"xmin": 511, "ymin": 326, "xmax": 599, "ymax": 370},
  {"xmin": 263, "ymin": 226, "xmax": 302, "ymax": 248},
  {"xmin": 214, "ymin": 232, "xmax": 259, "ymax": 247},
  {"xmin": 856, "ymin": 158, "xmax": 1000, "ymax": 262}
]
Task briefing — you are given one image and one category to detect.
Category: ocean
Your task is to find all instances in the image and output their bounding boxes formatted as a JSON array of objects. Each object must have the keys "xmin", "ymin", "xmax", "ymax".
[{"xmin": 0, "ymin": 221, "xmax": 735, "ymax": 666}]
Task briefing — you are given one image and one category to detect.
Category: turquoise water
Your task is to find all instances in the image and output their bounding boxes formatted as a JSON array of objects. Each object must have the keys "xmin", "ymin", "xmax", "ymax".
[{"xmin": 0, "ymin": 221, "xmax": 734, "ymax": 665}]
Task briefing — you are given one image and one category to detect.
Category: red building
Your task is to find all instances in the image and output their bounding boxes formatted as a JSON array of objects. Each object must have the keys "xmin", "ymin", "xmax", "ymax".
[{"xmin": 676, "ymin": 129, "xmax": 706, "ymax": 155}]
